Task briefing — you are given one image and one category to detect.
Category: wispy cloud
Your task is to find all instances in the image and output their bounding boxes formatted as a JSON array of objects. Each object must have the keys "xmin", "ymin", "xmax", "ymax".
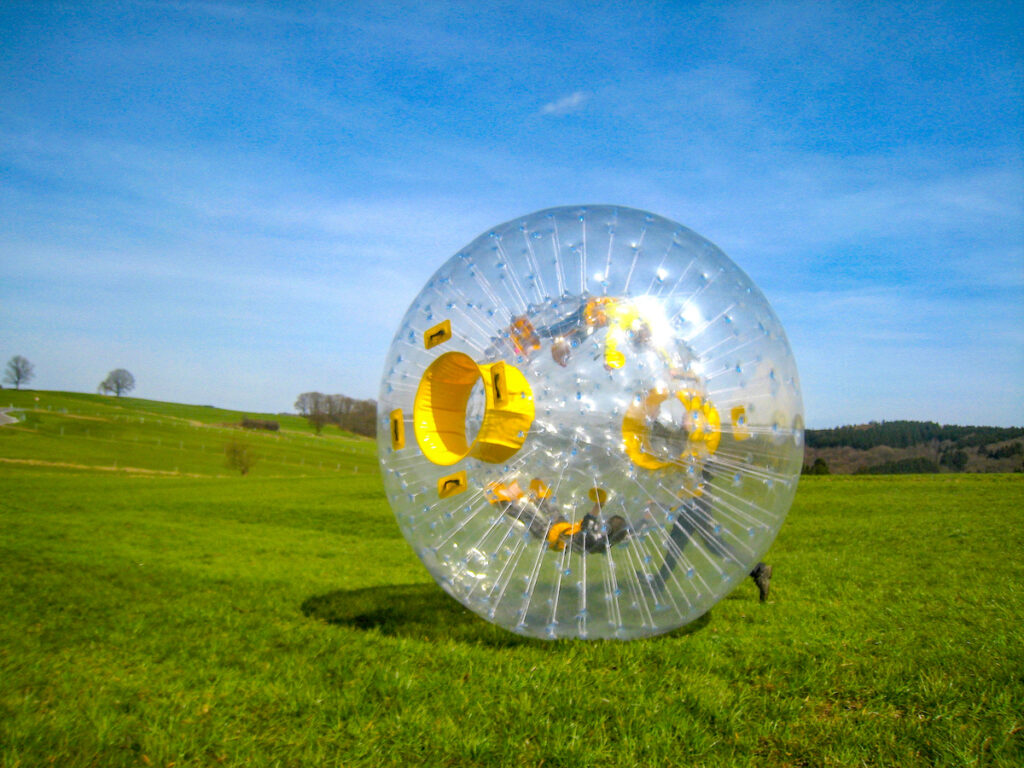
[{"xmin": 540, "ymin": 91, "xmax": 589, "ymax": 116}]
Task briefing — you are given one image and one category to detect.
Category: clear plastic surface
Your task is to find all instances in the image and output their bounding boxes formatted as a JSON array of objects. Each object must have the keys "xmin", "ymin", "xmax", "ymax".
[{"xmin": 378, "ymin": 206, "xmax": 803, "ymax": 640}]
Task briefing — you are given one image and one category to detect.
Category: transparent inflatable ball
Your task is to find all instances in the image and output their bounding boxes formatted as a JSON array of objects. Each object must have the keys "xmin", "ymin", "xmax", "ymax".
[{"xmin": 377, "ymin": 205, "xmax": 803, "ymax": 640}]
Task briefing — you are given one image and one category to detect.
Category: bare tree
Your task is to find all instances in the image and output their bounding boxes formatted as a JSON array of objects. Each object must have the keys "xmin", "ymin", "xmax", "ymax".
[
  {"xmin": 340, "ymin": 397, "xmax": 376, "ymax": 437},
  {"xmin": 3, "ymin": 356, "xmax": 34, "ymax": 390},
  {"xmin": 295, "ymin": 391, "xmax": 377, "ymax": 437},
  {"xmin": 295, "ymin": 391, "xmax": 330, "ymax": 434},
  {"xmin": 100, "ymin": 369, "xmax": 136, "ymax": 397}
]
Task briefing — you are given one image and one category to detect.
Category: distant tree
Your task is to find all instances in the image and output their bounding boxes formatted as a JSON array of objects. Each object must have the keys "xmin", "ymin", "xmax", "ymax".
[
  {"xmin": 3, "ymin": 355, "xmax": 34, "ymax": 390},
  {"xmin": 225, "ymin": 438, "xmax": 257, "ymax": 475},
  {"xmin": 335, "ymin": 396, "xmax": 377, "ymax": 437},
  {"xmin": 802, "ymin": 457, "xmax": 830, "ymax": 475},
  {"xmin": 295, "ymin": 392, "xmax": 331, "ymax": 434},
  {"xmin": 940, "ymin": 448, "xmax": 969, "ymax": 471},
  {"xmin": 295, "ymin": 391, "xmax": 377, "ymax": 437},
  {"xmin": 100, "ymin": 369, "xmax": 136, "ymax": 397},
  {"xmin": 808, "ymin": 421, "xmax": 1024, "ymax": 451},
  {"xmin": 986, "ymin": 441, "xmax": 1022, "ymax": 460}
]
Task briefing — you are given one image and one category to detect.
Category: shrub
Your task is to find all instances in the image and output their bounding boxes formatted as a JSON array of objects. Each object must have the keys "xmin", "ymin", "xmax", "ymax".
[
  {"xmin": 225, "ymin": 439, "xmax": 257, "ymax": 475},
  {"xmin": 240, "ymin": 418, "xmax": 279, "ymax": 431},
  {"xmin": 802, "ymin": 458, "xmax": 830, "ymax": 475}
]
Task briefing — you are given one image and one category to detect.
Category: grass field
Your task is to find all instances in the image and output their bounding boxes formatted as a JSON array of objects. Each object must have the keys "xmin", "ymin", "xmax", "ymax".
[
  {"xmin": 0, "ymin": 390, "xmax": 374, "ymax": 477},
  {"xmin": 1, "ymin": 391, "xmax": 1022, "ymax": 767}
]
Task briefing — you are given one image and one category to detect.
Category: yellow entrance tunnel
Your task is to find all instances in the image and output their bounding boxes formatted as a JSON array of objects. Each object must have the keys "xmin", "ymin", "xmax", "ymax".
[
  {"xmin": 621, "ymin": 388, "xmax": 721, "ymax": 470},
  {"xmin": 413, "ymin": 352, "xmax": 535, "ymax": 466}
]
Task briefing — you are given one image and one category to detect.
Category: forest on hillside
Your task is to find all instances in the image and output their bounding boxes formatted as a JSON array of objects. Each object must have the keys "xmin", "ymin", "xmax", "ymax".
[
  {"xmin": 806, "ymin": 421, "xmax": 1024, "ymax": 450},
  {"xmin": 803, "ymin": 421, "xmax": 1024, "ymax": 475}
]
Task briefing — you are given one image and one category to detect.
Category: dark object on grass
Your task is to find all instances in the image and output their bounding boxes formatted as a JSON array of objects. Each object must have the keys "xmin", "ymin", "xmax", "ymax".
[
  {"xmin": 240, "ymin": 418, "xmax": 279, "ymax": 431},
  {"xmin": 750, "ymin": 562, "xmax": 772, "ymax": 603}
]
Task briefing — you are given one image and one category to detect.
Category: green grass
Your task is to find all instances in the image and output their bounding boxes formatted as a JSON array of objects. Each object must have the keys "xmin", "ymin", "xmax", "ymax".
[
  {"xmin": 0, "ymin": 390, "xmax": 375, "ymax": 477},
  {"xmin": 1, "ymin": 392, "xmax": 1022, "ymax": 767}
]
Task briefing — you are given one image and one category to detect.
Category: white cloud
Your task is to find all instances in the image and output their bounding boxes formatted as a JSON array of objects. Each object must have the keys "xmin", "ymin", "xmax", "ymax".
[{"xmin": 540, "ymin": 91, "xmax": 589, "ymax": 116}]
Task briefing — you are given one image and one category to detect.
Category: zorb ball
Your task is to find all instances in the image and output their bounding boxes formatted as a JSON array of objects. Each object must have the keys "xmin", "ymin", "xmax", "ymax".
[{"xmin": 377, "ymin": 206, "xmax": 803, "ymax": 640}]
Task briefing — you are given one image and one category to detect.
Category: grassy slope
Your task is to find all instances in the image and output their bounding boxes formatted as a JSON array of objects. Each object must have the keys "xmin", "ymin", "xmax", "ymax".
[
  {"xmin": 0, "ymin": 390, "xmax": 375, "ymax": 477},
  {"xmin": 1, "ymin": 392, "xmax": 1021, "ymax": 767}
]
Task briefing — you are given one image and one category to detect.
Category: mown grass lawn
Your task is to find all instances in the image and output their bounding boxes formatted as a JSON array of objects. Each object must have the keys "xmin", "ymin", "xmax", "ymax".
[{"xmin": 1, "ymin": 393, "xmax": 1021, "ymax": 767}]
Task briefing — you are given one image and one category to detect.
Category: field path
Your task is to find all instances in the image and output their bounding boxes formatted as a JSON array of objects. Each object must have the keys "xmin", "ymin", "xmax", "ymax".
[
  {"xmin": 0, "ymin": 457, "xmax": 209, "ymax": 476},
  {"xmin": 0, "ymin": 408, "xmax": 19, "ymax": 426}
]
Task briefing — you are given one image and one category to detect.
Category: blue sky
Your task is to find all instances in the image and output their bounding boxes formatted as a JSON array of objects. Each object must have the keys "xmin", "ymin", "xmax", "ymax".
[{"xmin": 1, "ymin": 0, "xmax": 1021, "ymax": 427}]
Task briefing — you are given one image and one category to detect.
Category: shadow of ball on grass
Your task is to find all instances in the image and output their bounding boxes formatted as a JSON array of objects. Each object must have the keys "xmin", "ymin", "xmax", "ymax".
[{"xmin": 301, "ymin": 583, "xmax": 711, "ymax": 646}]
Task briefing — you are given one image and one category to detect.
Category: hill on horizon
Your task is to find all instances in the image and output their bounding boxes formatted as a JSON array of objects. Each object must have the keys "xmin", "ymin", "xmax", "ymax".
[
  {"xmin": 0, "ymin": 389, "xmax": 375, "ymax": 479},
  {"xmin": 3, "ymin": 390, "xmax": 1021, "ymax": 477},
  {"xmin": 805, "ymin": 420, "xmax": 1024, "ymax": 475}
]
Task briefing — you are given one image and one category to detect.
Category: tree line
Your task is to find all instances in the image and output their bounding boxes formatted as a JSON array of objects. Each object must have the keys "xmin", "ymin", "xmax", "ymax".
[
  {"xmin": 295, "ymin": 392, "xmax": 376, "ymax": 437},
  {"xmin": 807, "ymin": 420, "xmax": 1024, "ymax": 450},
  {"xmin": 853, "ymin": 457, "xmax": 940, "ymax": 475}
]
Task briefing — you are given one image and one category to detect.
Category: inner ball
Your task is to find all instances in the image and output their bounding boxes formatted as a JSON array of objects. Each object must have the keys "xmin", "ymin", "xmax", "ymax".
[{"xmin": 377, "ymin": 205, "xmax": 804, "ymax": 640}]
